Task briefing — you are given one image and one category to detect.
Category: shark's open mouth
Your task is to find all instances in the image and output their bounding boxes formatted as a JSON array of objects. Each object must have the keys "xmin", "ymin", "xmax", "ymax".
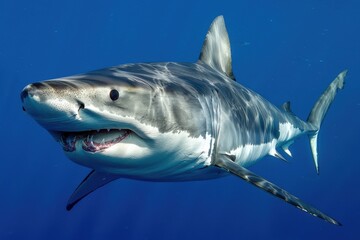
[{"xmin": 60, "ymin": 129, "xmax": 132, "ymax": 153}]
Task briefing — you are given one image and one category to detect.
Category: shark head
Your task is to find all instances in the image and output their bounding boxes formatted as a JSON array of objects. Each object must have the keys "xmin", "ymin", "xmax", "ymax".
[{"xmin": 20, "ymin": 63, "xmax": 217, "ymax": 179}]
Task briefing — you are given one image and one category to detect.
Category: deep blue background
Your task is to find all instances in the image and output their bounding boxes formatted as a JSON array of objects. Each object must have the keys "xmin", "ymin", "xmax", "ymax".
[{"xmin": 1, "ymin": 0, "xmax": 359, "ymax": 239}]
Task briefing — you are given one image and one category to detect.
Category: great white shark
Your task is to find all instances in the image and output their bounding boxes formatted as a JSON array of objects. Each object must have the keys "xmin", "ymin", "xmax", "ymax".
[{"xmin": 21, "ymin": 16, "xmax": 346, "ymax": 225}]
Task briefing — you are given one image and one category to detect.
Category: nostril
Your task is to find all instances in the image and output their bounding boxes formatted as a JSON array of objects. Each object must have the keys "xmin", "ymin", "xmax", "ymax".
[{"xmin": 22, "ymin": 106, "xmax": 26, "ymax": 112}]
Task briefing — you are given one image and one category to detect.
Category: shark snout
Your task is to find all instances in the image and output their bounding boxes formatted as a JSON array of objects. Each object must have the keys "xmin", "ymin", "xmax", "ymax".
[
  {"xmin": 20, "ymin": 87, "xmax": 29, "ymax": 105},
  {"xmin": 20, "ymin": 81, "xmax": 83, "ymax": 128},
  {"xmin": 21, "ymin": 83, "xmax": 40, "ymax": 111},
  {"xmin": 21, "ymin": 82, "xmax": 52, "ymax": 112}
]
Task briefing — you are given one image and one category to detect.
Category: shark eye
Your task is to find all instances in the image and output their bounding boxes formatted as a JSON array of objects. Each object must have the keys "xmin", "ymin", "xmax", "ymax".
[{"xmin": 109, "ymin": 89, "xmax": 119, "ymax": 101}]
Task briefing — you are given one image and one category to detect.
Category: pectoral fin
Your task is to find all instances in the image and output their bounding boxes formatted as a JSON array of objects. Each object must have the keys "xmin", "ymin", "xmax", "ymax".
[
  {"xmin": 67, "ymin": 170, "xmax": 120, "ymax": 211},
  {"xmin": 213, "ymin": 156, "xmax": 341, "ymax": 226}
]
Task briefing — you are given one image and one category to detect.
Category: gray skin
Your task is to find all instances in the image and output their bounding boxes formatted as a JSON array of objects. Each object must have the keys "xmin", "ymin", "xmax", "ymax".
[
  {"xmin": 20, "ymin": 61, "xmax": 312, "ymax": 179},
  {"xmin": 21, "ymin": 16, "xmax": 345, "ymax": 225}
]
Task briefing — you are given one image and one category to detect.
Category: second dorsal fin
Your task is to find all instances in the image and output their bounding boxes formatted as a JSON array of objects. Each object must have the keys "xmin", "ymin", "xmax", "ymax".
[
  {"xmin": 282, "ymin": 101, "xmax": 292, "ymax": 113},
  {"xmin": 199, "ymin": 16, "xmax": 235, "ymax": 80}
]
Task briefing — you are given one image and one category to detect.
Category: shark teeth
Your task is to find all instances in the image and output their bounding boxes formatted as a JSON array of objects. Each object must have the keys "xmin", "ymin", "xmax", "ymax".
[
  {"xmin": 60, "ymin": 129, "xmax": 132, "ymax": 153},
  {"xmin": 60, "ymin": 133, "xmax": 78, "ymax": 152},
  {"xmin": 82, "ymin": 129, "xmax": 131, "ymax": 153}
]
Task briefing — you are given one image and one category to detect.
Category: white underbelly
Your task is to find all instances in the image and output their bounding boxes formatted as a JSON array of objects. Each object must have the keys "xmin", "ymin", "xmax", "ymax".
[{"xmin": 230, "ymin": 139, "xmax": 278, "ymax": 167}]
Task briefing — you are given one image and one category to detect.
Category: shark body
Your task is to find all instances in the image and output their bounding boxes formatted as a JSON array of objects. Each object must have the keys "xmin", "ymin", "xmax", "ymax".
[{"xmin": 21, "ymin": 16, "xmax": 346, "ymax": 225}]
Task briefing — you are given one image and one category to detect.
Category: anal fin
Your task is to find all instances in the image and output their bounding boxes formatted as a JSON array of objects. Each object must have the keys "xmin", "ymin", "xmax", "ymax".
[
  {"xmin": 213, "ymin": 156, "xmax": 341, "ymax": 225},
  {"xmin": 270, "ymin": 149, "xmax": 288, "ymax": 162},
  {"xmin": 67, "ymin": 170, "xmax": 120, "ymax": 211},
  {"xmin": 282, "ymin": 140, "xmax": 294, "ymax": 157}
]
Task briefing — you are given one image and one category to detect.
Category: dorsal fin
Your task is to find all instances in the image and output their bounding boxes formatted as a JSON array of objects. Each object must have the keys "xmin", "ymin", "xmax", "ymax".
[{"xmin": 199, "ymin": 16, "xmax": 235, "ymax": 80}]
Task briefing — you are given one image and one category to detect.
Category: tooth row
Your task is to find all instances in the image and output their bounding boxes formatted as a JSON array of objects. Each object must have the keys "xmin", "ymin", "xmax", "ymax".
[{"xmin": 90, "ymin": 128, "xmax": 123, "ymax": 133}]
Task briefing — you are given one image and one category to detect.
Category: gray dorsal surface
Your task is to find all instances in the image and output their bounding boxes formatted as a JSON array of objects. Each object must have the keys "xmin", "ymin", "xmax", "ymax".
[{"xmin": 199, "ymin": 15, "xmax": 235, "ymax": 80}]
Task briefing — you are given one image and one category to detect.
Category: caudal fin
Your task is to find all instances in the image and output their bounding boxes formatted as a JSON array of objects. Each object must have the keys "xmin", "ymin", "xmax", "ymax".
[{"xmin": 307, "ymin": 70, "xmax": 347, "ymax": 174}]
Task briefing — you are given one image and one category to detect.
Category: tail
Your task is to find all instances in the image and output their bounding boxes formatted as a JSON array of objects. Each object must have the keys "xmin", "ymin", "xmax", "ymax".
[{"xmin": 307, "ymin": 70, "xmax": 347, "ymax": 174}]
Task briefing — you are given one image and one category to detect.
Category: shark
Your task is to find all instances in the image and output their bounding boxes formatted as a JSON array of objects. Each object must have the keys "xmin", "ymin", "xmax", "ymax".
[{"xmin": 21, "ymin": 16, "xmax": 346, "ymax": 225}]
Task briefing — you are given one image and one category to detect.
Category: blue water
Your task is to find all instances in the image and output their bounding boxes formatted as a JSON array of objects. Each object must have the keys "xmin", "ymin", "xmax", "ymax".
[{"xmin": 1, "ymin": 0, "xmax": 359, "ymax": 239}]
